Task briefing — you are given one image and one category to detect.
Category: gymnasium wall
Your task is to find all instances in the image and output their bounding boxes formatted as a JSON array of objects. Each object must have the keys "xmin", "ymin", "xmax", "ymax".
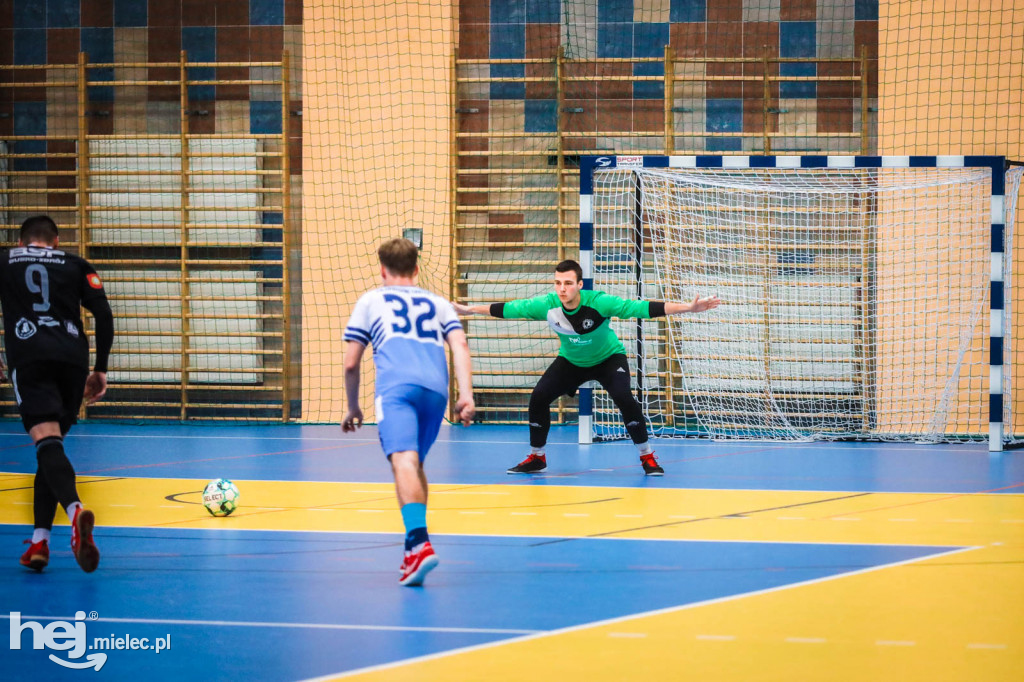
[
  {"xmin": 0, "ymin": 0, "xmax": 302, "ymax": 157},
  {"xmin": 0, "ymin": 0, "xmax": 304, "ymax": 421},
  {"xmin": 3, "ymin": 1, "xmax": 1021, "ymax": 432}
]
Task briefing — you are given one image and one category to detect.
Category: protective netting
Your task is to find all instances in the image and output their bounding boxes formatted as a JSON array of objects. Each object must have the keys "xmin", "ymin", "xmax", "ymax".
[{"xmin": 590, "ymin": 164, "xmax": 1022, "ymax": 443}]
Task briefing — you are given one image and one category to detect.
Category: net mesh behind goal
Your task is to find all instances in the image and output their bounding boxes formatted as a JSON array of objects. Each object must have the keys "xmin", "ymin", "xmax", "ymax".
[{"xmin": 590, "ymin": 162, "xmax": 1023, "ymax": 444}]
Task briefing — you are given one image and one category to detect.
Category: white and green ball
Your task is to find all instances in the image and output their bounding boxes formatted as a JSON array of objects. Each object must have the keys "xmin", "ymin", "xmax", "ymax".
[{"xmin": 202, "ymin": 479, "xmax": 240, "ymax": 517}]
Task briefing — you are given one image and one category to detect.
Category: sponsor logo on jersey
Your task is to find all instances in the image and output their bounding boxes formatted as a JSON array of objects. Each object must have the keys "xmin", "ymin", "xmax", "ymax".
[
  {"xmin": 582, "ymin": 319, "xmax": 594, "ymax": 330},
  {"xmin": 9, "ymin": 246, "xmax": 65, "ymax": 262},
  {"xmin": 66, "ymin": 321, "xmax": 79, "ymax": 337},
  {"xmin": 15, "ymin": 318, "xmax": 36, "ymax": 340},
  {"xmin": 87, "ymin": 273, "xmax": 103, "ymax": 289},
  {"xmin": 37, "ymin": 316, "xmax": 60, "ymax": 327}
]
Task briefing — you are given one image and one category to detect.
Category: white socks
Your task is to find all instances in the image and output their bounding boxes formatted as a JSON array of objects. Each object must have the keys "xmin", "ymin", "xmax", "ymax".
[
  {"xmin": 32, "ymin": 528, "xmax": 51, "ymax": 544},
  {"xmin": 66, "ymin": 501, "xmax": 83, "ymax": 521},
  {"xmin": 636, "ymin": 442, "xmax": 653, "ymax": 456}
]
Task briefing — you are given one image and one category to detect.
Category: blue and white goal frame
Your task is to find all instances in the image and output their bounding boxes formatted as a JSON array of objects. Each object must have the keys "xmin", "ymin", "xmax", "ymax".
[{"xmin": 578, "ymin": 154, "xmax": 1009, "ymax": 451}]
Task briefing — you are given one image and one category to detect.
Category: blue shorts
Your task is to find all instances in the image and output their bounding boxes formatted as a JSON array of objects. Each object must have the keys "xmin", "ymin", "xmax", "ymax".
[{"xmin": 375, "ymin": 385, "xmax": 448, "ymax": 461}]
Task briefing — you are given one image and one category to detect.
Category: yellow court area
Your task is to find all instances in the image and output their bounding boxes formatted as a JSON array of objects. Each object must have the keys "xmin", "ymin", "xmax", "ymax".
[{"xmin": 2, "ymin": 472, "xmax": 1022, "ymax": 680}]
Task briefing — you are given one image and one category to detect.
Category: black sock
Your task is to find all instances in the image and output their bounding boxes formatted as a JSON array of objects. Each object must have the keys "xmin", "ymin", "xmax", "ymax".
[
  {"xmin": 33, "ymin": 467, "xmax": 58, "ymax": 531},
  {"xmin": 36, "ymin": 436, "xmax": 80, "ymax": 512},
  {"xmin": 404, "ymin": 527, "xmax": 429, "ymax": 551}
]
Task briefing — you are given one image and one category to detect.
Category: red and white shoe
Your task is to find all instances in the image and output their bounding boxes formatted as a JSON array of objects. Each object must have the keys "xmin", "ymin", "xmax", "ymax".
[
  {"xmin": 20, "ymin": 538, "xmax": 49, "ymax": 572},
  {"xmin": 399, "ymin": 541, "xmax": 438, "ymax": 586},
  {"xmin": 71, "ymin": 507, "xmax": 100, "ymax": 573}
]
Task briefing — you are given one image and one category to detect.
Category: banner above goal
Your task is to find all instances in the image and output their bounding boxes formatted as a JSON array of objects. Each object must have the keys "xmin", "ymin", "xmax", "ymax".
[{"xmin": 579, "ymin": 155, "xmax": 1022, "ymax": 452}]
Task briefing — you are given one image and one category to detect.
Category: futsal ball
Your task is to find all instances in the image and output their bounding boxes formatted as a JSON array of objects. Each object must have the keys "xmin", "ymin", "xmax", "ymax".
[{"xmin": 202, "ymin": 479, "xmax": 240, "ymax": 517}]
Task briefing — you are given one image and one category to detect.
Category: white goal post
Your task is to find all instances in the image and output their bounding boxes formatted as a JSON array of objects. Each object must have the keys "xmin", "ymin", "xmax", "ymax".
[{"xmin": 578, "ymin": 155, "xmax": 1022, "ymax": 452}]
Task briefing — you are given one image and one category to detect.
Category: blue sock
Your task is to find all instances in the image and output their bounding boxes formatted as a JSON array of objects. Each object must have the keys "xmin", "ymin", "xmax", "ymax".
[{"xmin": 400, "ymin": 503, "xmax": 429, "ymax": 551}]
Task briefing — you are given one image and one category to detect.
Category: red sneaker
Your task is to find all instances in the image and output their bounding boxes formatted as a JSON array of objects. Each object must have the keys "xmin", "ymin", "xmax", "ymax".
[
  {"xmin": 640, "ymin": 452, "xmax": 664, "ymax": 476},
  {"xmin": 506, "ymin": 453, "xmax": 547, "ymax": 474},
  {"xmin": 20, "ymin": 539, "xmax": 49, "ymax": 572},
  {"xmin": 71, "ymin": 508, "xmax": 100, "ymax": 573},
  {"xmin": 399, "ymin": 541, "xmax": 439, "ymax": 586}
]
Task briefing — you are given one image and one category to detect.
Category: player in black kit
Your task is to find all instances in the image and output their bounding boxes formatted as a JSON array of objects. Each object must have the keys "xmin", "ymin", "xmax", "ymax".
[{"xmin": 1, "ymin": 215, "xmax": 113, "ymax": 573}]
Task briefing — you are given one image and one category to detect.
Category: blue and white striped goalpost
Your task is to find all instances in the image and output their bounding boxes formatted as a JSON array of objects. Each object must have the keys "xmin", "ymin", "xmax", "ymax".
[{"xmin": 577, "ymin": 154, "xmax": 1009, "ymax": 452}]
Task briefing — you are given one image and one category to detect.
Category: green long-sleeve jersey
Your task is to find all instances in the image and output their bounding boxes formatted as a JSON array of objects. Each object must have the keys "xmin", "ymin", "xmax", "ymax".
[{"xmin": 491, "ymin": 290, "xmax": 663, "ymax": 368}]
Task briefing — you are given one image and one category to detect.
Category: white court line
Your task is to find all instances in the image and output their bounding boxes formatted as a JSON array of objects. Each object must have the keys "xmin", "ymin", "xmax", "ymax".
[
  {"xmin": 0, "ymin": 613, "xmax": 537, "ymax": 636},
  {"xmin": 0, "ymin": 431, "xmax": 984, "ymax": 453},
  {"xmin": 301, "ymin": 546, "xmax": 981, "ymax": 681},
  {"xmin": 0, "ymin": 474, "xmax": 1002, "ymax": 502},
  {"xmin": 0, "ymin": 522, "xmax": 971, "ymax": 548},
  {"xmin": 0, "ymin": 430, "xmax": 981, "ymax": 451}
]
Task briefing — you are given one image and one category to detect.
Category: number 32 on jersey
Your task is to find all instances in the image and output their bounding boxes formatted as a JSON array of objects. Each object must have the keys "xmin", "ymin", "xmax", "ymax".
[{"xmin": 383, "ymin": 293, "xmax": 439, "ymax": 341}]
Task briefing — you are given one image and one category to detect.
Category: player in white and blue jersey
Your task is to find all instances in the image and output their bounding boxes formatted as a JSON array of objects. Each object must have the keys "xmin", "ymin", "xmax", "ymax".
[{"xmin": 342, "ymin": 238, "xmax": 474, "ymax": 586}]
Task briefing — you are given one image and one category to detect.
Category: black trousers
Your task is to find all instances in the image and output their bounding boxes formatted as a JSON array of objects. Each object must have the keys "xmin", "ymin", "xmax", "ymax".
[{"xmin": 529, "ymin": 354, "xmax": 648, "ymax": 448}]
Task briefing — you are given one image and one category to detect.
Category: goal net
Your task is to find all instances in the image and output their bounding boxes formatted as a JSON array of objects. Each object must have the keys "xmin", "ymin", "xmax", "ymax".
[{"xmin": 584, "ymin": 156, "xmax": 1023, "ymax": 448}]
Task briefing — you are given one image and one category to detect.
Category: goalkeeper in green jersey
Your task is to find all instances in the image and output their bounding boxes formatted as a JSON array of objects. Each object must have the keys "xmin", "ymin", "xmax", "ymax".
[{"xmin": 453, "ymin": 259, "xmax": 720, "ymax": 476}]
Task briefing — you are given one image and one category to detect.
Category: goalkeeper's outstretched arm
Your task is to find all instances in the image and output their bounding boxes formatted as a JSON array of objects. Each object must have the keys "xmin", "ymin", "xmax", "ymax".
[
  {"xmin": 451, "ymin": 302, "xmax": 490, "ymax": 316},
  {"xmin": 450, "ymin": 298, "xmax": 549, "ymax": 319},
  {"xmin": 661, "ymin": 295, "xmax": 721, "ymax": 315}
]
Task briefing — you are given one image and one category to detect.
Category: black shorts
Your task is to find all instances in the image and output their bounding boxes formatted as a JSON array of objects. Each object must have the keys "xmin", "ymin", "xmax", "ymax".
[
  {"xmin": 535, "ymin": 354, "xmax": 634, "ymax": 400},
  {"xmin": 11, "ymin": 362, "xmax": 89, "ymax": 435}
]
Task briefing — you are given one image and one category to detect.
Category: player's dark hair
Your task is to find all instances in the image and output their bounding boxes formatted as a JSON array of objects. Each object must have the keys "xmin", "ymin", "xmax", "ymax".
[
  {"xmin": 20, "ymin": 215, "xmax": 59, "ymax": 245},
  {"xmin": 555, "ymin": 259, "xmax": 583, "ymax": 282},
  {"xmin": 378, "ymin": 238, "xmax": 418, "ymax": 277}
]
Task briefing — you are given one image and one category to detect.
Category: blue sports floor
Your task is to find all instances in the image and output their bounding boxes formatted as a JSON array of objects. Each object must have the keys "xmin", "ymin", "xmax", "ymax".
[{"xmin": 1, "ymin": 423, "xmax": 1022, "ymax": 681}]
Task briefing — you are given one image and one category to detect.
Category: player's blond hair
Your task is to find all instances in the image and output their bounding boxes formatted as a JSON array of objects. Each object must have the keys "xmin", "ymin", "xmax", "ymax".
[{"xmin": 378, "ymin": 238, "xmax": 418, "ymax": 276}]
